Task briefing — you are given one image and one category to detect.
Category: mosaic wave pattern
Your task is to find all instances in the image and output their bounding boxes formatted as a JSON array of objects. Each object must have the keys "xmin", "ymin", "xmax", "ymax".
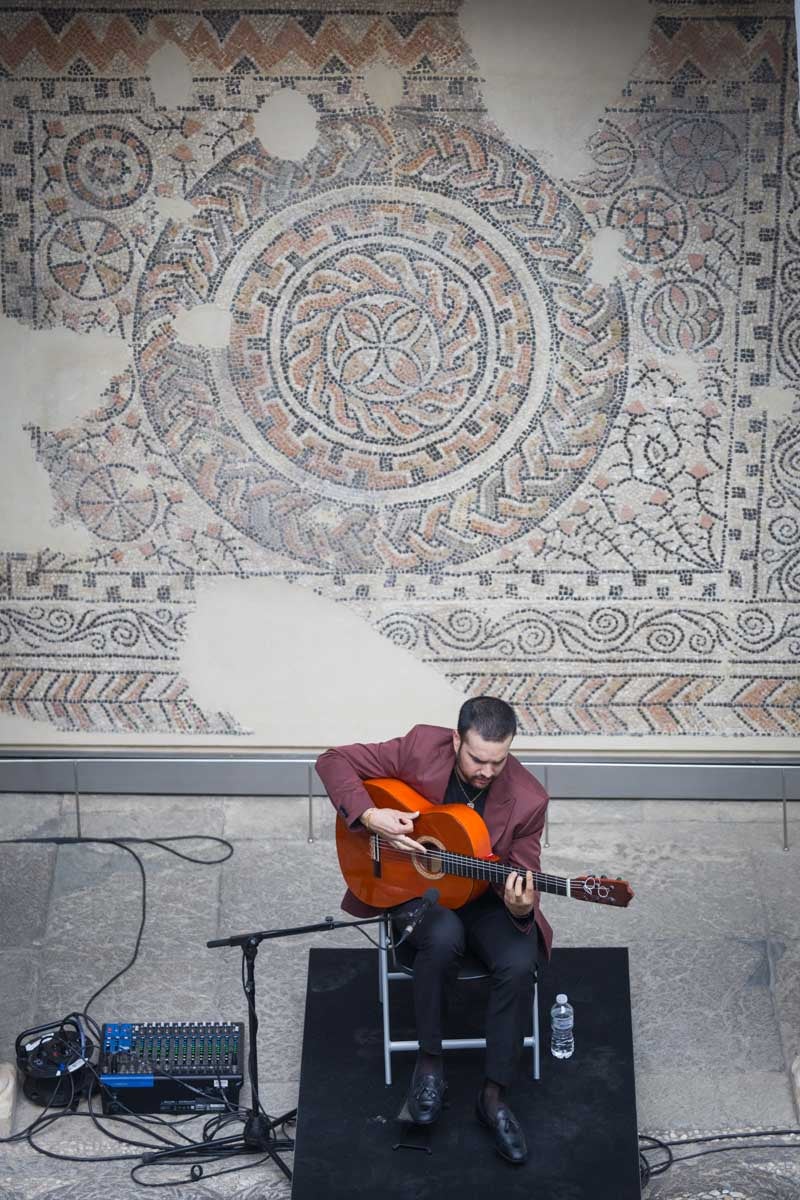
[{"xmin": 0, "ymin": 3, "xmax": 798, "ymax": 736}]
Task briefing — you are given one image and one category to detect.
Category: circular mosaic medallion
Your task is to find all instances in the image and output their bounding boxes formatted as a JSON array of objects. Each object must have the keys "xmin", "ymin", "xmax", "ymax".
[
  {"xmin": 642, "ymin": 278, "xmax": 722, "ymax": 351},
  {"xmin": 135, "ymin": 117, "xmax": 629, "ymax": 569},
  {"xmin": 47, "ymin": 218, "xmax": 132, "ymax": 299},
  {"xmin": 76, "ymin": 465, "xmax": 157, "ymax": 541},
  {"xmin": 609, "ymin": 186, "xmax": 687, "ymax": 263},
  {"xmin": 659, "ymin": 116, "xmax": 741, "ymax": 198},
  {"xmin": 214, "ymin": 191, "xmax": 546, "ymax": 500},
  {"xmin": 780, "ymin": 258, "xmax": 800, "ymax": 294},
  {"xmin": 64, "ymin": 125, "xmax": 152, "ymax": 210}
]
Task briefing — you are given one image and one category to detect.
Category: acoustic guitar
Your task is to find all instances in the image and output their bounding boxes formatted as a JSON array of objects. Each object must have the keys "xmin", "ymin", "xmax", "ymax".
[{"xmin": 335, "ymin": 777, "xmax": 634, "ymax": 911}]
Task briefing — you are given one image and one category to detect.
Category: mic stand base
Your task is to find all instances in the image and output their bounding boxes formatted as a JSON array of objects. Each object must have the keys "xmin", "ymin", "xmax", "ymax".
[
  {"xmin": 243, "ymin": 1110, "xmax": 295, "ymax": 1153},
  {"xmin": 207, "ymin": 912, "xmax": 394, "ymax": 1183},
  {"xmin": 237, "ymin": 937, "xmax": 295, "ymax": 1180}
]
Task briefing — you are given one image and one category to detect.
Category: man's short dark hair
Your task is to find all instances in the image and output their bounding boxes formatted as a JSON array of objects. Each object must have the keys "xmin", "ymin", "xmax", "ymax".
[{"xmin": 457, "ymin": 696, "xmax": 517, "ymax": 742}]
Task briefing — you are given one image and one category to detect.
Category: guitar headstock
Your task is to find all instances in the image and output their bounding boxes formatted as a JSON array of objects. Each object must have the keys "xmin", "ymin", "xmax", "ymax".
[{"xmin": 570, "ymin": 875, "xmax": 634, "ymax": 907}]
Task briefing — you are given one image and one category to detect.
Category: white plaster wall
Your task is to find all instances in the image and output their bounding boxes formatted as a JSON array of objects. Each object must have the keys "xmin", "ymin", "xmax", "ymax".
[
  {"xmin": 460, "ymin": 0, "xmax": 652, "ymax": 178},
  {"xmin": 253, "ymin": 90, "xmax": 319, "ymax": 161},
  {"xmin": 148, "ymin": 43, "xmax": 193, "ymax": 110},
  {"xmin": 180, "ymin": 577, "xmax": 466, "ymax": 745}
]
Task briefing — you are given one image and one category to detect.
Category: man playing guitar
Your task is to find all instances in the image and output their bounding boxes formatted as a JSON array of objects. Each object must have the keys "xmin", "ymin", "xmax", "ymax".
[{"xmin": 316, "ymin": 696, "xmax": 551, "ymax": 1165}]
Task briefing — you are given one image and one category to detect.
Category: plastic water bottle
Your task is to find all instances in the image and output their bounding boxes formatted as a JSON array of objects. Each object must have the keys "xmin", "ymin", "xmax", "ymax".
[{"xmin": 550, "ymin": 993, "xmax": 574, "ymax": 1059}]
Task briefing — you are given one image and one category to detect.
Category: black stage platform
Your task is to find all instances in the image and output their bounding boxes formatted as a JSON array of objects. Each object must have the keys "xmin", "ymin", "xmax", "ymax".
[{"xmin": 291, "ymin": 946, "xmax": 641, "ymax": 1199}]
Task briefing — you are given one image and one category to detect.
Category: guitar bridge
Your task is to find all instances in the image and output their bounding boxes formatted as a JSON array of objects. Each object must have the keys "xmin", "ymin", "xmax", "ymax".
[{"xmin": 370, "ymin": 832, "xmax": 382, "ymax": 877}]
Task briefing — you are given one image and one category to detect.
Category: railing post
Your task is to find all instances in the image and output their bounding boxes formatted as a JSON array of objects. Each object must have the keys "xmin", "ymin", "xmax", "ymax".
[
  {"xmin": 543, "ymin": 765, "xmax": 550, "ymax": 848},
  {"xmin": 72, "ymin": 759, "xmax": 81, "ymax": 838}
]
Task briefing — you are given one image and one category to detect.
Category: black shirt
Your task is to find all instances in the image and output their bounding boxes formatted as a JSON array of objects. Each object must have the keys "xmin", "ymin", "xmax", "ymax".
[{"xmin": 444, "ymin": 768, "xmax": 490, "ymax": 819}]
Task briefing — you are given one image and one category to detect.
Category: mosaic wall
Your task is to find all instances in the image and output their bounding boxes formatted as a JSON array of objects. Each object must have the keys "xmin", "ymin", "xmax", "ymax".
[{"xmin": 0, "ymin": 1, "xmax": 798, "ymax": 739}]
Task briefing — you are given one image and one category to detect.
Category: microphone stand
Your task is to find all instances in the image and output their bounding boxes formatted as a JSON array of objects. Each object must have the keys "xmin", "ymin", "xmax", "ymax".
[{"xmin": 207, "ymin": 912, "xmax": 391, "ymax": 1181}]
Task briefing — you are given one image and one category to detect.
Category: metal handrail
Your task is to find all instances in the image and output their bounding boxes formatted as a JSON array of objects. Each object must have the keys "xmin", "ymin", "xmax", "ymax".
[{"xmin": 2, "ymin": 753, "xmax": 792, "ymax": 849}]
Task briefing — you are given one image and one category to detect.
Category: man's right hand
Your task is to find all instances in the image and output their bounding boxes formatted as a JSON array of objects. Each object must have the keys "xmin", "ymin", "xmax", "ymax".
[{"xmin": 361, "ymin": 807, "xmax": 428, "ymax": 854}]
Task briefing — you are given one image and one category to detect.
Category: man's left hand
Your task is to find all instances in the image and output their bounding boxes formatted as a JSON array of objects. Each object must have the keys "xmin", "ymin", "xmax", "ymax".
[{"xmin": 504, "ymin": 870, "xmax": 535, "ymax": 918}]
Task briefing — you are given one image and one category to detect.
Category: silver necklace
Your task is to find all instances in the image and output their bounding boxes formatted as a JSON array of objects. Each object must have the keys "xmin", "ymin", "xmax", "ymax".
[{"xmin": 454, "ymin": 771, "xmax": 489, "ymax": 809}]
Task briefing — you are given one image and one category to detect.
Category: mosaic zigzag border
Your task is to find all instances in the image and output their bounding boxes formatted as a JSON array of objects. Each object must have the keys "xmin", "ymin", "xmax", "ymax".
[
  {"xmin": 0, "ymin": 8, "xmax": 789, "ymax": 80},
  {"xmin": 0, "ymin": 11, "xmax": 467, "ymax": 74}
]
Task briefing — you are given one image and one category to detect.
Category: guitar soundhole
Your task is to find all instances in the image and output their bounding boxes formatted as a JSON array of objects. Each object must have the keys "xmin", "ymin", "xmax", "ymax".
[{"xmin": 412, "ymin": 837, "xmax": 446, "ymax": 881}]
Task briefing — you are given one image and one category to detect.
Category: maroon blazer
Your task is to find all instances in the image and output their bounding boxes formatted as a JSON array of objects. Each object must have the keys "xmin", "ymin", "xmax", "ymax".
[{"xmin": 316, "ymin": 723, "xmax": 553, "ymax": 958}]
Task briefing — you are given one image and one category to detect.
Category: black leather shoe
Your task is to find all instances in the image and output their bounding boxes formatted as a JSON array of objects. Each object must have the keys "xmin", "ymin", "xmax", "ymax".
[
  {"xmin": 406, "ymin": 1071, "xmax": 447, "ymax": 1125},
  {"xmin": 476, "ymin": 1089, "xmax": 528, "ymax": 1164}
]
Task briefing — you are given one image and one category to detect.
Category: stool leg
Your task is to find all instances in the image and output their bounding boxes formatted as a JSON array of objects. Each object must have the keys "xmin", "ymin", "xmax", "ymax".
[
  {"xmin": 378, "ymin": 920, "xmax": 385, "ymax": 1003},
  {"xmin": 533, "ymin": 979, "xmax": 540, "ymax": 1081},
  {"xmin": 378, "ymin": 920, "xmax": 393, "ymax": 1086}
]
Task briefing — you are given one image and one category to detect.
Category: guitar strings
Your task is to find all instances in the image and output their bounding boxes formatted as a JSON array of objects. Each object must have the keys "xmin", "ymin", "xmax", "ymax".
[
  {"xmin": 369, "ymin": 838, "xmax": 578, "ymax": 896},
  {"xmin": 372, "ymin": 837, "xmax": 561, "ymax": 883}
]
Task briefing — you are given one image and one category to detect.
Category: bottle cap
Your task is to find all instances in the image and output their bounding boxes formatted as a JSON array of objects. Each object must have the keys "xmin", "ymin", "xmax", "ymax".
[{"xmin": 556, "ymin": 993, "xmax": 568, "ymax": 1004}]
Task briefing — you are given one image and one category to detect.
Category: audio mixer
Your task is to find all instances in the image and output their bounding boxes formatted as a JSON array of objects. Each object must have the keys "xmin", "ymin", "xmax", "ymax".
[{"xmin": 99, "ymin": 1020, "xmax": 244, "ymax": 1114}]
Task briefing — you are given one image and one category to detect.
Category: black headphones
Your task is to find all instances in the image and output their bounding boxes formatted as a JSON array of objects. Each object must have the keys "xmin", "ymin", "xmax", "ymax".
[{"xmin": 15, "ymin": 1015, "xmax": 94, "ymax": 1107}]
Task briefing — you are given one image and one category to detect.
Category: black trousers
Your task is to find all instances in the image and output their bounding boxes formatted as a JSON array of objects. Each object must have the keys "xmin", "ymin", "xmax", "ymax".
[{"xmin": 392, "ymin": 890, "xmax": 540, "ymax": 1088}]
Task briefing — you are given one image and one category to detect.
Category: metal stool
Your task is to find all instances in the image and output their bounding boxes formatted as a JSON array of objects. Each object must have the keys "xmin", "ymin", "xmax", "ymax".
[{"xmin": 377, "ymin": 914, "xmax": 540, "ymax": 1086}]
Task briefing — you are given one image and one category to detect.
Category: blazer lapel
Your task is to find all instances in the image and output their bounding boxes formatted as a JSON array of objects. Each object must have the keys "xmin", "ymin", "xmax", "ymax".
[{"xmin": 416, "ymin": 728, "xmax": 457, "ymax": 803}]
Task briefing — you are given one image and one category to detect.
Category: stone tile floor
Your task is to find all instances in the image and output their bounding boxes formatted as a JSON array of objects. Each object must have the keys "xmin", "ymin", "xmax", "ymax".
[{"xmin": 1, "ymin": 792, "xmax": 799, "ymax": 1198}]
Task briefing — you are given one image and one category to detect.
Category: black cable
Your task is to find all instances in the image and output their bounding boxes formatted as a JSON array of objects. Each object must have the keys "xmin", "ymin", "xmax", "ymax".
[
  {"xmin": 639, "ymin": 1128, "xmax": 800, "ymax": 1185},
  {"xmin": 27, "ymin": 1121, "xmax": 144, "ymax": 1164},
  {"xmin": 0, "ymin": 834, "xmax": 234, "ymax": 864},
  {"xmin": 8, "ymin": 1003, "xmax": 260, "ymax": 1177},
  {"xmin": 13, "ymin": 1007, "xmax": 254, "ymax": 1171},
  {"xmin": 356, "ymin": 925, "xmax": 381, "ymax": 949},
  {"xmin": 0, "ymin": 1087, "xmax": 73, "ymax": 1144},
  {"xmin": 11, "ymin": 1024, "xmax": 192, "ymax": 1160},
  {"xmin": 8, "ymin": 834, "xmax": 293, "ymax": 1185},
  {"xmin": 674, "ymin": 1142, "xmax": 800, "ymax": 1164},
  {"xmin": 0, "ymin": 834, "xmax": 233, "ymax": 1018},
  {"xmin": 86, "ymin": 1080, "xmax": 198, "ymax": 1150},
  {"xmin": 83, "ymin": 841, "xmax": 146, "ymax": 1016},
  {"xmin": 23, "ymin": 1067, "xmax": 134, "ymax": 1164},
  {"xmin": 1, "ymin": 831, "xmax": 261, "ymax": 1185},
  {"xmin": 22, "ymin": 1088, "xmax": 231, "ymax": 1168},
  {"xmin": 659, "ymin": 1127, "xmax": 800, "ymax": 1144},
  {"xmin": 131, "ymin": 1150, "xmax": 274, "ymax": 1188},
  {"xmin": 1, "ymin": 1017, "xmax": 93, "ymax": 1144},
  {"xmin": 638, "ymin": 1134, "xmax": 673, "ymax": 1185}
]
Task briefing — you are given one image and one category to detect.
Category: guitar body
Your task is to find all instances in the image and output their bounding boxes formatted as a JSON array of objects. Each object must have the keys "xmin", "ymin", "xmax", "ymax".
[{"xmin": 335, "ymin": 777, "xmax": 496, "ymax": 910}]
